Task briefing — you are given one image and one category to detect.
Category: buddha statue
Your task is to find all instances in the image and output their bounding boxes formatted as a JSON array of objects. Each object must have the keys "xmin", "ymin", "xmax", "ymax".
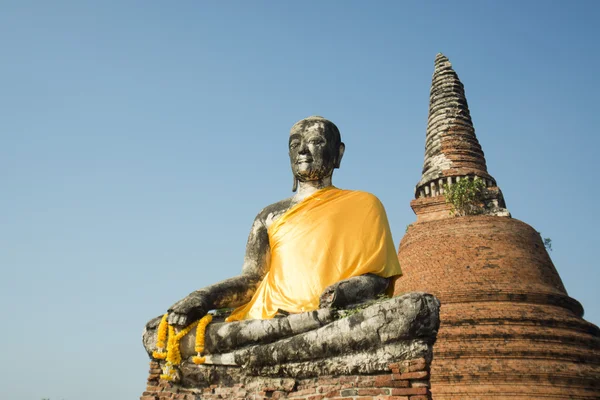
[
  {"xmin": 142, "ymin": 117, "xmax": 438, "ymax": 382},
  {"xmin": 164, "ymin": 116, "xmax": 402, "ymax": 327}
]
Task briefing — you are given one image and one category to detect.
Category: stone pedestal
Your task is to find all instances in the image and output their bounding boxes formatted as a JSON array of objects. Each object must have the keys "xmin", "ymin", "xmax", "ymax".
[
  {"xmin": 141, "ymin": 293, "xmax": 439, "ymax": 400},
  {"xmin": 141, "ymin": 358, "xmax": 432, "ymax": 400}
]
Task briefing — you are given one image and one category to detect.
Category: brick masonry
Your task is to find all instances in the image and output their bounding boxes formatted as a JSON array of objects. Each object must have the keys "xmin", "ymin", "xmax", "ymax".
[
  {"xmin": 415, "ymin": 53, "xmax": 494, "ymax": 198},
  {"xmin": 396, "ymin": 53, "xmax": 600, "ymax": 398},
  {"xmin": 394, "ymin": 215, "xmax": 600, "ymax": 399},
  {"xmin": 141, "ymin": 358, "xmax": 433, "ymax": 400}
]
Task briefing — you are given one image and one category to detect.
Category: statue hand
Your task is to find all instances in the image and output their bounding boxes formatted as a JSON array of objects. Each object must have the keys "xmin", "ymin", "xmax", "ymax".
[
  {"xmin": 319, "ymin": 275, "xmax": 390, "ymax": 309},
  {"xmin": 145, "ymin": 314, "xmax": 164, "ymax": 331},
  {"xmin": 319, "ymin": 282, "xmax": 341, "ymax": 309},
  {"xmin": 167, "ymin": 292, "xmax": 210, "ymax": 327}
]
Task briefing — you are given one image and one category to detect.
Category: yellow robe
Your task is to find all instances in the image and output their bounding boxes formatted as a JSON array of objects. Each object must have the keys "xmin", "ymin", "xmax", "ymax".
[{"xmin": 227, "ymin": 187, "xmax": 402, "ymax": 321}]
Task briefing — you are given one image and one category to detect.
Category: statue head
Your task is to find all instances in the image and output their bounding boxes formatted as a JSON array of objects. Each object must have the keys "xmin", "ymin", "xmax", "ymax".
[{"xmin": 289, "ymin": 116, "xmax": 345, "ymax": 192}]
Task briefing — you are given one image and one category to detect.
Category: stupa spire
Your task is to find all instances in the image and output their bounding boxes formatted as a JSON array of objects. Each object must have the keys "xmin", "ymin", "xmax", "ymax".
[
  {"xmin": 395, "ymin": 53, "xmax": 600, "ymax": 399},
  {"xmin": 410, "ymin": 54, "xmax": 509, "ymax": 222},
  {"xmin": 416, "ymin": 53, "xmax": 494, "ymax": 198}
]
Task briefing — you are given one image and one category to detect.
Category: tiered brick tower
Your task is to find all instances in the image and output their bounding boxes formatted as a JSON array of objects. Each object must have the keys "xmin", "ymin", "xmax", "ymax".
[{"xmin": 394, "ymin": 54, "xmax": 600, "ymax": 399}]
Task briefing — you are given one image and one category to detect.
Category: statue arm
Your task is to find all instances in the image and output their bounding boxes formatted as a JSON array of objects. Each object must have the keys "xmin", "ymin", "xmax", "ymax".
[
  {"xmin": 166, "ymin": 214, "xmax": 270, "ymax": 326},
  {"xmin": 319, "ymin": 274, "xmax": 390, "ymax": 309}
]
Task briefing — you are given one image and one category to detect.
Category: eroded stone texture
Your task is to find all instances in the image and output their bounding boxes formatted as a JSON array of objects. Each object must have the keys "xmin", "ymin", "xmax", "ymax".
[
  {"xmin": 232, "ymin": 292, "xmax": 439, "ymax": 378},
  {"xmin": 142, "ymin": 357, "xmax": 434, "ymax": 399},
  {"xmin": 143, "ymin": 308, "xmax": 336, "ymax": 357},
  {"xmin": 318, "ymin": 273, "xmax": 390, "ymax": 309},
  {"xmin": 140, "ymin": 294, "xmax": 438, "ymax": 399},
  {"xmin": 413, "ymin": 53, "xmax": 509, "ymax": 220},
  {"xmin": 143, "ymin": 293, "xmax": 439, "ymax": 388},
  {"xmin": 418, "ymin": 53, "xmax": 491, "ymax": 191}
]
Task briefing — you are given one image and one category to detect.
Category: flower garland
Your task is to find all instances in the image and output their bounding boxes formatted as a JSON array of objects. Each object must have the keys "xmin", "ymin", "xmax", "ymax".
[
  {"xmin": 193, "ymin": 314, "xmax": 213, "ymax": 364},
  {"xmin": 152, "ymin": 314, "xmax": 168, "ymax": 359},
  {"xmin": 151, "ymin": 313, "xmax": 213, "ymax": 381}
]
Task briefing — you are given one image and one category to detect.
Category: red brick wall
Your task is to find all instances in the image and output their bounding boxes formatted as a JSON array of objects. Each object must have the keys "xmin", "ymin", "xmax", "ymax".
[
  {"xmin": 409, "ymin": 196, "xmax": 452, "ymax": 223},
  {"xmin": 394, "ymin": 216, "xmax": 600, "ymax": 399},
  {"xmin": 395, "ymin": 215, "xmax": 569, "ymax": 304},
  {"xmin": 141, "ymin": 358, "xmax": 432, "ymax": 400}
]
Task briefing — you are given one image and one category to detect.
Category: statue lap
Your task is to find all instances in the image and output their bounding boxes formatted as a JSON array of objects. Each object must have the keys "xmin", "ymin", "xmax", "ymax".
[{"xmin": 143, "ymin": 292, "xmax": 440, "ymax": 383}]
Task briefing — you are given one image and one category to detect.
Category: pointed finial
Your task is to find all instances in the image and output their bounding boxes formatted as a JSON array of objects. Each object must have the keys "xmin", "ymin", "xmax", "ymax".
[{"xmin": 435, "ymin": 53, "xmax": 449, "ymax": 62}]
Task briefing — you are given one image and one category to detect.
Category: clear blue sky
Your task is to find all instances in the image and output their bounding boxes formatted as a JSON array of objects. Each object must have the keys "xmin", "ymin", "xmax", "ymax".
[{"xmin": 2, "ymin": 2, "xmax": 599, "ymax": 399}]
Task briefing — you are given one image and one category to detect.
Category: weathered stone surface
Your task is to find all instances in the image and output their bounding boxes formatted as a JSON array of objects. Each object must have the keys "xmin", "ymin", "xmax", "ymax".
[
  {"xmin": 143, "ymin": 307, "xmax": 336, "ymax": 357},
  {"xmin": 145, "ymin": 292, "xmax": 439, "ymax": 385},
  {"xmin": 413, "ymin": 53, "xmax": 510, "ymax": 219},
  {"xmin": 142, "ymin": 357, "xmax": 434, "ymax": 399},
  {"xmin": 236, "ymin": 339, "xmax": 432, "ymax": 378},
  {"xmin": 231, "ymin": 292, "xmax": 439, "ymax": 377},
  {"xmin": 417, "ymin": 53, "xmax": 491, "ymax": 192},
  {"xmin": 204, "ymin": 307, "xmax": 337, "ymax": 355},
  {"xmin": 318, "ymin": 273, "xmax": 389, "ymax": 309}
]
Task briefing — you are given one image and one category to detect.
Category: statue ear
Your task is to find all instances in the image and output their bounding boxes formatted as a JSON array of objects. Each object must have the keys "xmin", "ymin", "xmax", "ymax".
[
  {"xmin": 292, "ymin": 176, "xmax": 298, "ymax": 192},
  {"xmin": 335, "ymin": 142, "xmax": 346, "ymax": 168}
]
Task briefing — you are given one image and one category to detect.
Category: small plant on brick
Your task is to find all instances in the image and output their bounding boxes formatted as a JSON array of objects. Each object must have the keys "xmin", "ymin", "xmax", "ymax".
[{"xmin": 443, "ymin": 177, "xmax": 486, "ymax": 216}]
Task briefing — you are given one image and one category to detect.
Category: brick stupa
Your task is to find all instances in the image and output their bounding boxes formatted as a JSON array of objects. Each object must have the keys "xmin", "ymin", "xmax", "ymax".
[{"xmin": 394, "ymin": 54, "xmax": 600, "ymax": 399}]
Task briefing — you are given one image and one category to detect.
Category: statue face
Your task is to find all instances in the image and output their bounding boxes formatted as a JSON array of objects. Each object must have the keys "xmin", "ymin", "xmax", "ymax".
[{"xmin": 289, "ymin": 121, "xmax": 337, "ymax": 182}]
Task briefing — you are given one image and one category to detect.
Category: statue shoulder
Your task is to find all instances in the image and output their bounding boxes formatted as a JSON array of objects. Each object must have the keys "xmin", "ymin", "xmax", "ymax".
[
  {"xmin": 347, "ymin": 190, "xmax": 385, "ymax": 208},
  {"xmin": 255, "ymin": 197, "xmax": 295, "ymax": 229}
]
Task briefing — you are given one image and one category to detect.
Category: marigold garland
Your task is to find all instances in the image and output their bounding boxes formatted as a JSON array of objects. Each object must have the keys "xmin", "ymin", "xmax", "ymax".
[
  {"xmin": 151, "ymin": 314, "xmax": 168, "ymax": 360},
  {"xmin": 193, "ymin": 314, "xmax": 213, "ymax": 364},
  {"xmin": 160, "ymin": 325, "xmax": 180, "ymax": 380},
  {"xmin": 151, "ymin": 313, "xmax": 213, "ymax": 380}
]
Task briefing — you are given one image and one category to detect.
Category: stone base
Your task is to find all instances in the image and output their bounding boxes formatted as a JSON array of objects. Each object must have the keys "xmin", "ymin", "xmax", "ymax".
[
  {"xmin": 141, "ymin": 358, "xmax": 432, "ymax": 400},
  {"xmin": 141, "ymin": 293, "xmax": 439, "ymax": 399}
]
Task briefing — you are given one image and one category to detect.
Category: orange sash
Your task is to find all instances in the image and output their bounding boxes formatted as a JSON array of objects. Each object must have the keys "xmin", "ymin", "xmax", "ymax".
[{"xmin": 227, "ymin": 187, "xmax": 402, "ymax": 321}]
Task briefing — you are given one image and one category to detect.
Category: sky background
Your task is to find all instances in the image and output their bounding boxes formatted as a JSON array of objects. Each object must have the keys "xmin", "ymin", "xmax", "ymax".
[{"xmin": 2, "ymin": 1, "xmax": 599, "ymax": 399}]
